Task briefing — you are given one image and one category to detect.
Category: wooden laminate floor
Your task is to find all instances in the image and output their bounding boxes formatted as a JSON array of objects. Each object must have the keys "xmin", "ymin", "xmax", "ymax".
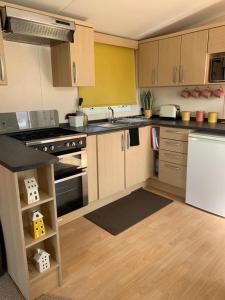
[{"xmin": 53, "ymin": 201, "xmax": 225, "ymax": 300}]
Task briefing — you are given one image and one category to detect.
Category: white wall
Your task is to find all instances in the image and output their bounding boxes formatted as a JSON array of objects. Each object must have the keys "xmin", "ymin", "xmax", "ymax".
[
  {"xmin": 151, "ymin": 86, "xmax": 225, "ymax": 118},
  {"xmin": 0, "ymin": 41, "xmax": 78, "ymax": 122}
]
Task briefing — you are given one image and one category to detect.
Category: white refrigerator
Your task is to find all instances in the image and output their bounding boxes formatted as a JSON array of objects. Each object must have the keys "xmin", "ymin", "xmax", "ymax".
[{"xmin": 186, "ymin": 132, "xmax": 225, "ymax": 217}]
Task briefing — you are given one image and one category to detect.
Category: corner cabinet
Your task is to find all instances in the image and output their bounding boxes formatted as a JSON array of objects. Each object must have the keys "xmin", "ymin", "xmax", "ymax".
[
  {"xmin": 0, "ymin": 25, "xmax": 7, "ymax": 85},
  {"xmin": 138, "ymin": 41, "xmax": 158, "ymax": 87},
  {"xmin": 97, "ymin": 127, "xmax": 152, "ymax": 200},
  {"xmin": 51, "ymin": 24, "xmax": 95, "ymax": 87}
]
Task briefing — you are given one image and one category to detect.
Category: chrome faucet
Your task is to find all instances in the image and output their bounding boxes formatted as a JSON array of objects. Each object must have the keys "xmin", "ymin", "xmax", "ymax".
[{"xmin": 108, "ymin": 106, "xmax": 115, "ymax": 123}]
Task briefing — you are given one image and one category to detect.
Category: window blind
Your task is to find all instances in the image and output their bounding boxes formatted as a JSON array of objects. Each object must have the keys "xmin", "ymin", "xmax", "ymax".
[{"xmin": 79, "ymin": 42, "xmax": 136, "ymax": 107}]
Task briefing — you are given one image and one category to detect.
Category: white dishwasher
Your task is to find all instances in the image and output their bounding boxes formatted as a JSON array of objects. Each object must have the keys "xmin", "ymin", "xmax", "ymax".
[{"xmin": 186, "ymin": 132, "xmax": 225, "ymax": 217}]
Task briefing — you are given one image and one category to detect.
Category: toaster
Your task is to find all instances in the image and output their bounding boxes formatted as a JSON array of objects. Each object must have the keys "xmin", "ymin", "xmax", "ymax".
[{"xmin": 159, "ymin": 104, "xmax": 180, "ymax": 119}]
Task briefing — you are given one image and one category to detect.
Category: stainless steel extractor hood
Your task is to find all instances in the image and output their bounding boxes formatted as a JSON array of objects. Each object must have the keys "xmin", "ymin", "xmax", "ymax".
[{"xmin": 0, "ymin": 7, "xmax": 75, "ymax": 45}]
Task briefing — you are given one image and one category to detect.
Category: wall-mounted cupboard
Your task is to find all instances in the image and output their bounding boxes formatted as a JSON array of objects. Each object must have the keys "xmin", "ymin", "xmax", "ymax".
[
  {"xmin": 51, "ymin": 24, "xmax": 95, "ymax": 87},
  {"xmin": 138, "ymin": 30, "xmax": 209, "ymax": 87}
]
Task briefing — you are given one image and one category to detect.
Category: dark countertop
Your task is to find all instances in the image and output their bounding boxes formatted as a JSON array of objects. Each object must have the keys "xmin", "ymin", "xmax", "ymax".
[
  {"xmin": 0, "ymin": 135, "xmax": 58, "ymax": 172},
  {"xmin": 63, "ymin": 118, "xmax": 225, "ymax": 136}
]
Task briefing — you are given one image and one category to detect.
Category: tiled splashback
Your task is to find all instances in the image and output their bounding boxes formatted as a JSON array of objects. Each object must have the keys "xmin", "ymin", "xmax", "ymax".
[{"xmin": 150, "ymin": 86, "xmax": 225, "ymax": 118}]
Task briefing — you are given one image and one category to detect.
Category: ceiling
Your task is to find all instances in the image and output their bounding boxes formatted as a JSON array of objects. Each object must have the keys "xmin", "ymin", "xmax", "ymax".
[{"xmin": 5, "ymin": 0, "xmax": 225, "ymax": 39}]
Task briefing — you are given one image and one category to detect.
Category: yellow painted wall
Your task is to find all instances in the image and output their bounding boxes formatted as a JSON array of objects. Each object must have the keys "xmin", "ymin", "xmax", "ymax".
[{"xmin": 79, "ymin": 43, "xmax": 137, "ymax": 107}]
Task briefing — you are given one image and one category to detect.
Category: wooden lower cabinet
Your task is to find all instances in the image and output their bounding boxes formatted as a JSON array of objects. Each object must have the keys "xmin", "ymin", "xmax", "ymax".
[
  {"xmin": 87, "ymin": 135, "xmax": 98, "ymax": 202},
  {"xmin": 125, "ymin": 126, "xmax": 151, "ymax": 188},
  {"xmin": 97, "ymin": 131, "xmax": 125, "ymax": 199},
  {"xmin": 159, "ymin": 160, "xmax": 186, "ymax": 189},
  {"xmin": 97, "ymin": 127, "xmax": 152, "ymax": 199}
]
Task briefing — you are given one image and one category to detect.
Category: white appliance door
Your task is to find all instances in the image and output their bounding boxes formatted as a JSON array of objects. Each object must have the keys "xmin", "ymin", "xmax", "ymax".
[{"xmin": 186, "ymin": 134, "xmax": 225, "ymax": 217}]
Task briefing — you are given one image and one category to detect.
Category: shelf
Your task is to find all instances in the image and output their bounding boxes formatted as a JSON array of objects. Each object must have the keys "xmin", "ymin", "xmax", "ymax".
[
  {"xmin": 21, "ymin": 191, "xmax": 54, "ymax": 212},
  {"xmin": 25, "ymin": 225, "xmax": 56, "ymax": 249},
  {"xmin": 29, "ymin": 258, "xmax": 59, "ymax": 283}
]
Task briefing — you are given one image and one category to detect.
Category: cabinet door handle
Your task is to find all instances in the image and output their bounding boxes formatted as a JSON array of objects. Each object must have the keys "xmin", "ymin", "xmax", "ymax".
[
  {"xmin": 127, "ymin": 132, "xmax": 130, "ymax": 149},
  {"xmin": 165, "ymin": 163, "xmax": 180, "ymax": 170},
  {"xmin": 172, "ymin": 66, "xmax": 177, "ymax": 84},
  {"xmin": 121, "ymin": 133, "xmax": 125, "ymax": 151},
  {"xmin": 179, "ymin": 65, "xmax": 184, "ymax": 83},
  {"xmin": 0, "ymin": 56, "xmax": 5, "ymax": 81},
  {"xmin": 72, "ymin": 62, "xmax": 76, "ymax": 84},
  {"xmin": 151, "ymin": 69, "xmax": 155, "ymax": 85}
]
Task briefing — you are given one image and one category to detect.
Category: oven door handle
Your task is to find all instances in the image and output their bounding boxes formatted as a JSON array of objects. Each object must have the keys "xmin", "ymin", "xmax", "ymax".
[
  {"xmin": 55, "ymin": 170, "xmax": 87, "ymax": 184},
  {"xmin": 57, "ymin": 150, "xmax": 86, "ymax": 158}
]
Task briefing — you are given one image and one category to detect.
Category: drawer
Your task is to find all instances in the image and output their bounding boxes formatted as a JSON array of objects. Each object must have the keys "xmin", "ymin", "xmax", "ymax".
[
  {"xmin": 159, "ymin": 160, "xmax": 186, "ymax": 189},
  {"xmin": 159, "ymin": 150, "xmax": 187, "ymax": 165},
  {"xmin": 160, "ymin": 127, "xmax": 189, "ymax": 141},
  {"xmin": 160, "ymin": 138, "xmax": 188, "ymax": 153}
]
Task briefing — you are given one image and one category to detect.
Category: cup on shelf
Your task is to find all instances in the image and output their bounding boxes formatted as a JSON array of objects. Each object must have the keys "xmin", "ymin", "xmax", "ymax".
[
  {"xmin": 181, "ymin": 111, "xmax": 191, "ymax": 121},
  {"xmin": 208, "ymin": 112, "xmax": 218, "ymax": 123},
  {"xmin": 213, "ymin": 87, "xmax": 225, "ymax": 98}
]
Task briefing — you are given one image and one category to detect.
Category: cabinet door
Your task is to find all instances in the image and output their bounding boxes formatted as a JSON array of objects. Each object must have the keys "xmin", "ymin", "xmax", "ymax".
[
  {"xmin": 70, "ymin": 25, "xmax": 95, "ymax": 87},
  {"xmin": 0, "ymin": 26, "xmax": 7, "ymax": 85},
  {"xmin": 87, "ymin": 135, "xmax": 98, "ymax": 202},
  {"xmin": 125, "ymin": 126, "xmax": 151, "ymax": 188},
  {"xmin": 180, "ymin": 30, "xmax": 208, "ymax": 85},
  {"xmin": 138, "ymin": 41, "xmax": 158, "ymax": 87},
  {"xmin": 51, "ymin": 25, "xmax": 95, "ymax": 87},
  {"xmin": 97, "ymin": 131, "xmax": 125, "ymax": 199},
  {"xmin": 208, "ymin": 26, "xmax": 225, "ymax": 54},
  {"xmin": 158, "ymin": 36, "xmax": 181, "ymax": 86}
]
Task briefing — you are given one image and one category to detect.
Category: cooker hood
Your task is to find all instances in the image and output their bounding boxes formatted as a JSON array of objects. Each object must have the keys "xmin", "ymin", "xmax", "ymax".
[{"xmin": 0, "ymin": 7, "xmax": 75, "ymax": 45}]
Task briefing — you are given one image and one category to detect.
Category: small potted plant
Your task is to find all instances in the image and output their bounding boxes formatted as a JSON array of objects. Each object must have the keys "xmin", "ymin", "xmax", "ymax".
[{"xmin": 141, "ymin": 90, "xmax": 154, "ymax": 118}]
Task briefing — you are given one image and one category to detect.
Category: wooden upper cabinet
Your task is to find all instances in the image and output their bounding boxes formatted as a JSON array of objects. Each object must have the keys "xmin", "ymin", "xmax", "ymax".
[
  {"xmin": 0, "ymin": 26, "xmax": 7, "ymax": 85},
  {"xmin": 51, "ymin": 25, "xmax": 95, "ymax": 87},
  {"xmin": 157, "ymin": 36, "xmax": 181, "ymax": 86},
  {"xmin": 208, "ymin": 26, "xmax": 225, "ymax": 54},
  {"xmin": 97, "ymin": 131, "xmax": 125, "ymax": 199},
  {"xmin": 138, "ymin": 41, "xmax": 158, "ymax": 87},
  {"xmin": 180, "ymin": 30, "xmax": 208, "ymax": 85},
  {"xmin": 125, "ymin": 126, "xmax": 151, "ymax": 188}
]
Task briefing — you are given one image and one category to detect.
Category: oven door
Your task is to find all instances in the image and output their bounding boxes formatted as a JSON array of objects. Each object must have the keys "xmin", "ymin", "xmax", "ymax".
[{"xmin": 54, "ymin": 151, "xmax": 88, "ymax": 217}]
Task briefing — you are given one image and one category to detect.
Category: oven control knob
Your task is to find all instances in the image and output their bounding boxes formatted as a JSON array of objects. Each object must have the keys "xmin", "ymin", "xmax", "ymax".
[
  {"xmin": 78, "ymin": 140, "xmax": 83, "ymax": 145},
  {"xmin": 65, "ymin": 142, "xmax": 70, "ymax": 147},
  {"xmin": 71, "ymin": 141, "xmax": 76, "ymax": 147},
  {"xmin": 49, "ymin": 145, "xmax": 55, "ymax": 151},
  {"xmin": 42, "ymin": 146, "xmax": 48, "ymax": 152}
]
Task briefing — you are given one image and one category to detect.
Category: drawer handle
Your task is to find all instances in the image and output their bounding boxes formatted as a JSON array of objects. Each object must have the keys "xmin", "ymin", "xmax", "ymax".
[
  {"xmin": 165, "ymin": 141, "xmax": 180, "ymax": 146},
  {"xmin": 165, "ymin": 164, "xmax": 180, "ymax": 170},
  {"xmin": 165, "ymin": 130, "xmax": 182, "ymax": 134},
  {"xmin": 164, "ymin": 153, "xmax": 181, "ymax": 159}
]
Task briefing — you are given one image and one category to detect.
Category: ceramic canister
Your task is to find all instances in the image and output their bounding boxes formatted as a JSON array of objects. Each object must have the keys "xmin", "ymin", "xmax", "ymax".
[
  {"xmin": 208, "ymin": 112, "xmax": 218, "ymax": 123},
  {"xmin": 181, "ymin": 111, "xmax": 191, "ymax": 121},
  {"xmin": 196, "ymin": 111, "xmax": 205, "ymax": 123}
]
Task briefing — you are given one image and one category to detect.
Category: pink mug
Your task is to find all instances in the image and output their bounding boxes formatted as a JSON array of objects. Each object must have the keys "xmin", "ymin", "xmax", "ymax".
[
  {"xmin": 213, "ymin": 87, "xmax": 225, "ymax": 98},
  {"xmin": 190, "ymin": 88, "xmax": 200, "ymax": 98},
  {"xmin": 201, "ymin": 88, "xmax": 212, "ymax": 98},
  {"xmin": 181, "ymin": 88, "xmax": 190, "ymax": 98}
]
